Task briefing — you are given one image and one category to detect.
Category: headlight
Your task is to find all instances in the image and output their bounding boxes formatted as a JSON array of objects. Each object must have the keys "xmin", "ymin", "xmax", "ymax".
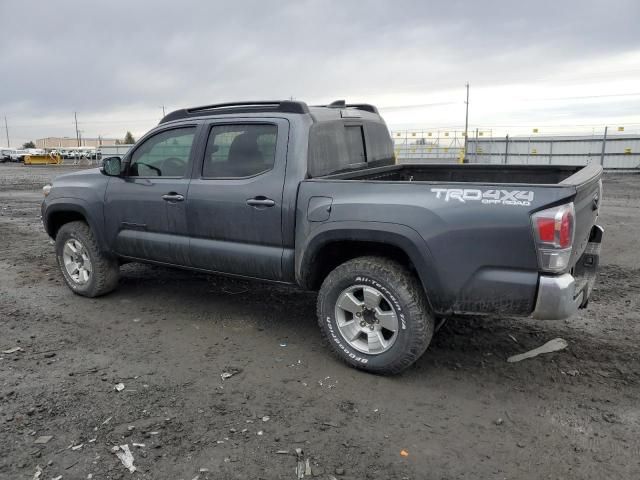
[{"xmin": 42, "ymin": 184, "xmax": 52, "ymax": 197}]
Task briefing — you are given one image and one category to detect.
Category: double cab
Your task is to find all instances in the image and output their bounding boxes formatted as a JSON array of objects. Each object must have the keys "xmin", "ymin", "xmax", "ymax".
[{"xmin": 42, "ymin": 100, "xmax": 604, "ymax": 374}]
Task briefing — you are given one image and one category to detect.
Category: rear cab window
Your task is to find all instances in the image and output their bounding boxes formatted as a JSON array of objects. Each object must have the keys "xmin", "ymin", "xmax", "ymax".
[
  {"xmin": 344, "ymin": 125, "xmax": 367, "ymax": 164},
  {"xmin": 307, "ymin": 119, "xmax": 394, "ymax": 177}
]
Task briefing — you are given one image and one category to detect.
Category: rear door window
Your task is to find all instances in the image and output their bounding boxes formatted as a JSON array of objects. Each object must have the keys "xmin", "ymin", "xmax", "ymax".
[{"xmin": 202, "ymin": 124, "xmax": 277, "ymax": 178}]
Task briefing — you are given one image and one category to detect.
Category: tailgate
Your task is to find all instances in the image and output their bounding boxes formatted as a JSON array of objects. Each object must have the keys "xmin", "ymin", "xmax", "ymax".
[{"xmin": 561, "ymin": 163, "xmax": 603, "ymax": 266}]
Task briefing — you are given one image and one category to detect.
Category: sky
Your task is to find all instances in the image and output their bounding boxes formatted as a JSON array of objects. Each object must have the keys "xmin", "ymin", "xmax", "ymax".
[{"xmin": 1, "ymin": 0, "xmax": 640, "ymax": 146}]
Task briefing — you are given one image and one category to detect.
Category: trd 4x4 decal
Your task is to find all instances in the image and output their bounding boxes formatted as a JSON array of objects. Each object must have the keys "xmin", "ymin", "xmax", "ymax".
[{"xmin": 431, "ymin": 188, "xmax": 534, "ymax": 206}]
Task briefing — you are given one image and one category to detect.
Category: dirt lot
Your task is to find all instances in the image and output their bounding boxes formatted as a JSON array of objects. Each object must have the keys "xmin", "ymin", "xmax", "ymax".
[{"xmin": 1, "ymin": 163, "xmax": 639, "ymax": 480}]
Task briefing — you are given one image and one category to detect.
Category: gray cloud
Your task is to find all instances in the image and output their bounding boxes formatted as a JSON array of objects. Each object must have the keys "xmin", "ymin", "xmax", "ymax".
[{"xmin": 1, "ymin": 0, "xmax": 639, "ymax": 143}]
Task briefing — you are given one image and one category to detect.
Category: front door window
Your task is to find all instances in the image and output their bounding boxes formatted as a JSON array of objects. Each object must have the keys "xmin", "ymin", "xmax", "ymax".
[{"xmin": 129, "ymin": 127, "xmax": 196, "ymax": 177}]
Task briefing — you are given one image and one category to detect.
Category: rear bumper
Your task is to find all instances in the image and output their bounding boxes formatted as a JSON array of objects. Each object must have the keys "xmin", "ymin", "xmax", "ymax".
[{"xmin": 532, "ymin": 225, "xmax": 604, "ymax": 320}]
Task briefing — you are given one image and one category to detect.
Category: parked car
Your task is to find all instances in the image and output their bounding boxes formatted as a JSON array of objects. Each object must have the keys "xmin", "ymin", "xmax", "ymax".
[
  {"xmin": 10, "ymin": 149, "xmax": 28, "ymax": 162},
  {"xmin": 0, "ymin": 148, "xmax": 14, "ymax": 162},
  {"xmin": 41, "ymin": 100, "xmax": 604, "ymax": 374}
]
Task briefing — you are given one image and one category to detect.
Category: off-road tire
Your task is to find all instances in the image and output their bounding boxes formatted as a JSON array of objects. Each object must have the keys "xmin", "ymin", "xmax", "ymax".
[
  {"xmin": 317, "ymin": 256, "xmax": 434, "ymax": 375},
  {"xmin": 55, "ymin": 221, "xmax": 119, "ymax": 297}
]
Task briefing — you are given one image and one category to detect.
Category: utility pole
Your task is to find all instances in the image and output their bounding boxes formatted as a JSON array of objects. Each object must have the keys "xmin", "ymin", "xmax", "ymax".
[
  {"xmin": 600, "ymin": 126, "xmax": 608, "ymax": 166},
  {"xmin": 74, "ymin": 112, "xmax": 80, "ymax": 147},
  {"xmin": 161, "ymin": 105, "xmax": 166, "ymax": 117},
  {"xmin": 463, "ymin": 82, "xmax": 469, "ymax": 162},
  {"xmin": 4, "ymin": 116, "xmax": 9, "ymax": 148}
]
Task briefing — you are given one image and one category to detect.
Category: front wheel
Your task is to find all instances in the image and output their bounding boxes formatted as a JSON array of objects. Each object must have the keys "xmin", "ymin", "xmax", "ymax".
[
  {"xmin": 55, "ymin": 221, "xmax": 120, "ymax": 297},
  {"xmin": 316, "ymin": 256, "xmax": 434, "ymax": 375}
]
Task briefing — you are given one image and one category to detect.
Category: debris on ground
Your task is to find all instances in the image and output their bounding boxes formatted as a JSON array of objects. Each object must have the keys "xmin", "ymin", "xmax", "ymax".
[
  {"xmin": 114, "ymin": 383, "xmax": 125, "ymax": 392},
  {"xmin": 318, "ymin": 376, "xmax": 338, "ymax": 389},
  {"xmin": 435, "ymin": 318, "xmax": 447, "ymax": 332},
  {"xmin": 220, "ymin": 367, "xmax": 242, "ymax": 380},
  {"xmin": 112, "ymin": 444, "xmax": 137, "ymax": 473},
  {"xmin": 400, "ymin": 449, "xmax": 409, "ymax": 457},
  {"xmin": 262, "ymin": 415, "xmax": 270, "ymax": 422},
  {"xmin": 132, "ymin": 442, "xmax": 145, "ymax": 448},
  {"xmin": 507, "ymin": 338, "xmax": 568, "ymax": 363},
  {"xmin": 295, "ymin": 448, "xmax": 305, "ymax": 479},
  {"xmin": 34, "ymin": 436, "xmax": 53, "ymax": 444},
  {"xmin": 71, "ymin": 443, "xmax": 83, "ymax": 450},
  {"xmin": 101, "ymin": 416, "xmax": 113, "ymax": 426},
  {"xmin": 2, "ymin": 346, "xmax": 23, "ymax": 354},
  {"xmin": 32, "ymin": 465, "xmax": 42, "ymax": 480}
]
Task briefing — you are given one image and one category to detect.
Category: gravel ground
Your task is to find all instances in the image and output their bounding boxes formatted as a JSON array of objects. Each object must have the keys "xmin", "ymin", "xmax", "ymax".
[{"xmin": 1, "ymin": 163, "xmax": 639, "ymax": 479}]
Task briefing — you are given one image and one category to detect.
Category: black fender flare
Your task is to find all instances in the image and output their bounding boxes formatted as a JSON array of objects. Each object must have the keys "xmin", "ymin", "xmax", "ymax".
[
  {"xmin": 43, "ymin": 198, "xmax": 109, "ymax": 253},
  {"xmin": 296, "ymin": 221, "xmax": 444, "ymax": 312}
]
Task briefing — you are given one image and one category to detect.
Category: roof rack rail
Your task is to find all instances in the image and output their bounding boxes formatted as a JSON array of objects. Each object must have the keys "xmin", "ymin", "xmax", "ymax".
[
  {"xmin": 326, "ymin": 100, "xmax": 379, "ymax": 114},
  {"xmin": 160, "ymin": 100, "xmax": 310, "ymax": 124}
]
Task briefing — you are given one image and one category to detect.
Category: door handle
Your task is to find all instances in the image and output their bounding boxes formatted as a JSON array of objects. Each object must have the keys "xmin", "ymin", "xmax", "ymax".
[
  {"xmin": 162, "ymin": 193, "xmax": 185, "ymax": 202},
  {"xmin": 246, "ymin": 197, "xmax": 275, "ymax": 207}
]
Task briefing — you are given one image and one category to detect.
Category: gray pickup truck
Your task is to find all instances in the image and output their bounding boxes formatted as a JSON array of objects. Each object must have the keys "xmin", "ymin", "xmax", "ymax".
[{"xmin": 41, "ymin": 100, "xmax": 604, "ymax": 374}]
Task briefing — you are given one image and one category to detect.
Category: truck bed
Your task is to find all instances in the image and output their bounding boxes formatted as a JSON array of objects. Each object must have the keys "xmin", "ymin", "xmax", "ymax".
[
  {"xmin": 300, "ymin": 162, "xmax": 602, "ymax": 315},
  {"xmin": 324, "ymin": 163, "xmax": 593, "ymax": 186}
]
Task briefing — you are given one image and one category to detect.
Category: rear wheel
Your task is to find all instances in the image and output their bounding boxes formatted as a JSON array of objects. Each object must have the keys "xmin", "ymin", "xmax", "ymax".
[
  {"xmin": 55, "ymin": 221, "xmax": 119, "ymax": 297},
  {"xmin": 317, "ymin": 256, "xmax": 434, "ymax": 375}
]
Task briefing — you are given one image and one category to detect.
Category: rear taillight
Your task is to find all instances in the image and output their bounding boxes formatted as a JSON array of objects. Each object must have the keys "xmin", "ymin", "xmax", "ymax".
[{"xmin": 531, "ymin": 203, "xmax": 575, "ymax": 273}]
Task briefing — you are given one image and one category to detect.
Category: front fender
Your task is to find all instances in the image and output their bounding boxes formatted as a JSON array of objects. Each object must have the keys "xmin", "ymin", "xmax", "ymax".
[{"xmin": 42, "ymin": 197, "xmax": 108, "ymax": 252}]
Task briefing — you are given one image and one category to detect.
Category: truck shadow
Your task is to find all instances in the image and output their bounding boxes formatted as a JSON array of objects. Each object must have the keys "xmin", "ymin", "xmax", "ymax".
[{"xmin": 113, "ymin": 262, "xmax": 638, "ymax": 387}]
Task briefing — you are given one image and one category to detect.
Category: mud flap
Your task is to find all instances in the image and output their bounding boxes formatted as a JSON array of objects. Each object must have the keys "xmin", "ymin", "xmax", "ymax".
[{"xmin": 574, "ymin": 225, "xmax": 604, "ymax": 309}]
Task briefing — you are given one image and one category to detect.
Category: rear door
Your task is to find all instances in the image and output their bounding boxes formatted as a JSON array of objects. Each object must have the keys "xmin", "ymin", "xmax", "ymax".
[
  {"xmin": 186, "ymin": 118, "xmax": 289, "ymax": 280},
  {"xmin": 104, "ymin": 125, "xmax": 199, "ymax": 265}
]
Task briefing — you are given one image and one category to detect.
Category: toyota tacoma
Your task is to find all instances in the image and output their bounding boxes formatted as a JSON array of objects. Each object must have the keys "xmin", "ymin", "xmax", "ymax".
[{"xmin": 41, "ymin": 100, "xmax": 604, "ymax": 374}]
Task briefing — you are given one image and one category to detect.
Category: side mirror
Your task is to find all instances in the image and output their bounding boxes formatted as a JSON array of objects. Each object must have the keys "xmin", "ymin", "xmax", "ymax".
[{"xmin": 101, "ymin": 156, "xmax": 122, "ymax": 176}]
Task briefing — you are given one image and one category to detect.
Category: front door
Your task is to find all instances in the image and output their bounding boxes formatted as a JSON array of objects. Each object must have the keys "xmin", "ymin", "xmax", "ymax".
[
  {"xmin": 187, "ymin": 119, "xmax": 288, "ymax": 280},
  {"xmin": 104, "ymin": 125, "xmax": 198, "ymax": 265}
]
